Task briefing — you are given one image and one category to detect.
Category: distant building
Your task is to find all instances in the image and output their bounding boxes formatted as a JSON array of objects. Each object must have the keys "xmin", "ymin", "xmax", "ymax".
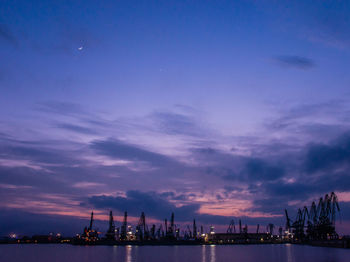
[{"xmin": 207, "ymin": 233, "xmax": 272, "ymax": 244}]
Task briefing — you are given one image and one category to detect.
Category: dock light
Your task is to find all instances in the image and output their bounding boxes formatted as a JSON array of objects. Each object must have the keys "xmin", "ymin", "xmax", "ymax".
[{"xmin": 209, "ymin": 226, "xmax": 215, "ymax": 234}]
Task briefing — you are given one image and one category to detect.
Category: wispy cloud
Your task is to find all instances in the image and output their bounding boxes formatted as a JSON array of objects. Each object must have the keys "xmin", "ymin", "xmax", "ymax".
[
  {"xmin": 274, "ymin": 55, "xmax": 315, "ymax": 69},
  {"xmin": 0, "ymin": 24, "xmax": 18, "ymax": 47},
  {"xmin": 56, "ymin": 123, "xmax": 98, "ymax": 135},
  {"xmin": 72, "ymin": 182, "xmax": 105, "ymax": 188},
  {"xmin": 2, "ymin": 100, "xmax": 350, "ymax": 234},
  {"xmin": 90, "ymin": 138, "xmax": 177, "ymax": 167}
]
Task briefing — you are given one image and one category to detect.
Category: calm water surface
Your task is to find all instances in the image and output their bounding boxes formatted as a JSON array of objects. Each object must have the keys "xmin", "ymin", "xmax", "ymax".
[{"xmin": 1, "ymin": 244, "xmax": 350, "ymax": 262}]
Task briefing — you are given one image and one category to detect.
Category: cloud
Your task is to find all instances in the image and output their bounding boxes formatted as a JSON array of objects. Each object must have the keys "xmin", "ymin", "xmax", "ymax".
[
  {"xmin": 264, "ymin": 100, "xmax": 350, "ymax": 146},
  {"xmin": 0, "ymin": 166, "xmax": 64, "ymax": 193},
  {"xmin": 0, "ymin": 141, "xmax": 78, "ymax": 166},
  {"xmin": 243, "ymin": 158, "xmax": 285, "ymax": 181},
  {"xmin": 36, "ymin": 101, "xmax": 87, "ymax": 117},
  {"xmin": 87, "ymin": 190, "xmax": 282, "ymax": 226},
  {"xmin": 151, "ymin": 111, "xmax": 201, "ymax": 136},
  {"xmin": 244, "ymin": 133, "xmax": 350, "ymax": 219},
  {"xmin": 56, "ymin": 123, "xmax": 97, "ymax": 135},
  {"xmin": 304, "ymin": 2, "xmax": 350, "ymax": 50},
  {"xmin": 0, "ymin": 24, "xmax": 18, "ymax": 47},
  {"xmin": 88, "ymin": 190, "xmax": 199, "ymax": 221},
  {"xmin": 0, "ymin": 183, "xmax": 33, "ymax": 189},
  {"xmin": 267, "ymin": 1, "xmax": 350, "ymax": 50},
  {"xmin": 159, "ymin": 191, "xmax": 190, "ymax": 201},
  {"xmin": 195, "ymin": 147, "xmax": 285, "ymax": 183},
  {"xmin": 72, "ymin": 182, "xmax": 105, "ymax": 188},
  {"xmin": 3, "ymin": 100, "xmax": 350, "ymax": 234},
  {"xmin": 274, "ymin": 55, "xmax": 315, "ymax": 69},
  {"xmin": 304, "ymin": 133, "xmax": 350, "ymax": 173},
  {"xmin": 0, "ymin": 134, "xmax": 109, "ymax": 196},
  {"xmin": 0, "ymin": 209, "xmax": 92, "ymax": 236},
  {"xmin": 90, "ymin": 138, "xmax": 176, "ymax": 166}
]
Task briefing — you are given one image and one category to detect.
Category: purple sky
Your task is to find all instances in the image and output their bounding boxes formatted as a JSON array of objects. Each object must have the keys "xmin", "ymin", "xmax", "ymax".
[{"xmin": 1, "ymin": 0, "xmax": 350, "ymax": 236}]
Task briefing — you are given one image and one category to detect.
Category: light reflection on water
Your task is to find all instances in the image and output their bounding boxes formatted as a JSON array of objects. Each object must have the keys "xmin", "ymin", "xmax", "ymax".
[
  {"xmin": 201, "ymin": 245, "xmax": 206, "ymax": 262},
  {"xmin": 0, "ymin": 244, "xmax": 350, "ymax": 262},
  {"xmin": 286, "ymin": 243, "xmax": 293, "ymax": 262},
  {"xmin": 210, "ymin": 245, "xmax": 216, "ymax": 262},
  {"xmin": 126, "ymin": 245, "xmax": 132, "ymax": 262}
]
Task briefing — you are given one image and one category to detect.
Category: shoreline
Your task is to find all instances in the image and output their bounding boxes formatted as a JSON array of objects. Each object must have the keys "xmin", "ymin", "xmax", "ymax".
[{"xmin": 1, "ymin": 241, "xmax": 349, "ymax": 249}]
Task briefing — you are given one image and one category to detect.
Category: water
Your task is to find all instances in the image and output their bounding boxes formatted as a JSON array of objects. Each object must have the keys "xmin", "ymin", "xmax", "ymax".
[{"xmin": 0, "ymin": 244, "xmax": 350, "ymax": 262}]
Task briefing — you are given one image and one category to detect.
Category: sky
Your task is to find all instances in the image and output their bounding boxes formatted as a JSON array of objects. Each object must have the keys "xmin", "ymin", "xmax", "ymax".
[{"xmin": 1, "ymin": 0, "xmax": 350, "ymax": 236}]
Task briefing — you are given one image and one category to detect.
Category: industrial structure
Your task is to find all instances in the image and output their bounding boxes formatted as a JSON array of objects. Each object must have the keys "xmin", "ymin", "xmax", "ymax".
[
  {"xmin": 71, "ymin": 191, "xmax": 345, "ymax": 246},
  {"xmin": 74, "ymin": 210, "xmax": 283, "ymax": 245},
  {"xmin": 105, "ymin": 211, "xmax": 116, "ymax": 240},
  {"xmin": 285, "ymin": 192, "xmax": 341, "ymax": 241},
  {"xmin": 206, "ymin": 219, "xmax": 274, "ymax": 244},
  {"xmin": 4, "ymin": 192, "xmax": 349, "ymax": 248},
  {"xmin": 81, "ymin": 211, "xmax": 99, "ymax": 242}
]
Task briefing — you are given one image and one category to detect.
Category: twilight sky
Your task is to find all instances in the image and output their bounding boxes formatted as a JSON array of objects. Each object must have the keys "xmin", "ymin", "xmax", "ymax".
[{"xmin": 1, "ymin": 0, "xmax": 350, "ymax": 236}]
